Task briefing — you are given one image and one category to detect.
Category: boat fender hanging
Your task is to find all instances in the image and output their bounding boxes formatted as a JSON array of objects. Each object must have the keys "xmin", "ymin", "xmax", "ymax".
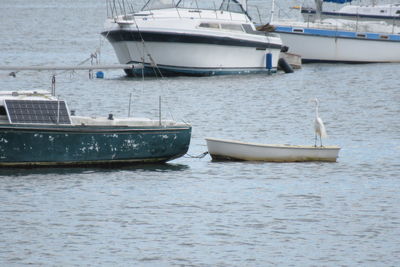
[
  {"xmin": 96, "ymin": 71, "xmax": 104, "ymax": 79},
  {"xmin": 278, "ymin": 58, "xmax": 294, "ymax": 73},
  {"xmin": 266, "ymin": 53, "xmax": 273, "ymax": 70},
  {"xmin": 280, "ymin": 46, "xmax": 289, "ymax": 53}
]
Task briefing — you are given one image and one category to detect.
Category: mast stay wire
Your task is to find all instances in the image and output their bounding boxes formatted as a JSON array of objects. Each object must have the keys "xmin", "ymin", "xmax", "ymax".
[
  {"xmin": 126, "ymin": 0, "xmax": 182, "ymax": 123},
  {"xmin": 101, "ymin": 0, "xmax": 185, "ymax": 123}
]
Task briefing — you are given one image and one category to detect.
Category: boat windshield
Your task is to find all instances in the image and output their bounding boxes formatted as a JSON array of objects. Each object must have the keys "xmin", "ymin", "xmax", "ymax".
[
  {"xmin": 142, "ymin": 0, "xmax": 246, "ymax": 14},
  {"xmin": 142, "ymin": 0, "xmax": 176, "ymax": 10}
]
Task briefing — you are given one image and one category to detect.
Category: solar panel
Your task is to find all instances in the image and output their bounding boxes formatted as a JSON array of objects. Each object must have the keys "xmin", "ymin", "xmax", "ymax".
[{"xmin": 5, "ymin": 99, "xmax": 71, "ymax": 124}]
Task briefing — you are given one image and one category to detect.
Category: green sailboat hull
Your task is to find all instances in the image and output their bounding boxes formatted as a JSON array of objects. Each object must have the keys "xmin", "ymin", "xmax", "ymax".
[{"xmin": 0, "ymin": 125, "xmax": 191, "ymax": 167}]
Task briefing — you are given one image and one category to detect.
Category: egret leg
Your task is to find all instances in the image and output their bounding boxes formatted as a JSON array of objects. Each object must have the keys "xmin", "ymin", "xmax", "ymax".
[
  {"xmin": 314, "ymin": 134, "xmax": 317, "ymax": 147},
  {"xmin": 320, "ymin": 137, "xmax": 323, "ymax": 147}
]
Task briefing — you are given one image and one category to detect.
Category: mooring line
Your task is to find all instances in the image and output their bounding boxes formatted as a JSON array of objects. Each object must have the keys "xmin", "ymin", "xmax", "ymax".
[{"xmin": 185, "ymin": 151, "xmax": 209, "ymax": 159}]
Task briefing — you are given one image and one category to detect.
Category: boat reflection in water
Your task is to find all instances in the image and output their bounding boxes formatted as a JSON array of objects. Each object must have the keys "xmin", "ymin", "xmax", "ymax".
[{"xmin": 0, "ymin": 91, "xmax": 191, "ymax": 167}]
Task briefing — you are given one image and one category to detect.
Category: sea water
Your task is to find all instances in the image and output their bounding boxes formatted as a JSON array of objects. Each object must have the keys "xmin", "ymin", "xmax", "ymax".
[{"xmin": 0, "ymin": 0, "xmax": 399, "ymax": 266}]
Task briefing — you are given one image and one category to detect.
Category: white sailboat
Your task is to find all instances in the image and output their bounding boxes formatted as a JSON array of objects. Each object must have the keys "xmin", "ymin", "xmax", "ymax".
[
  {"xmin": 271, "ymin": 0, "xmax": 400, "ymax": 63},
  {"xmin": 301, "ymin": 1, "xmax": 400, "ymax": 26}
]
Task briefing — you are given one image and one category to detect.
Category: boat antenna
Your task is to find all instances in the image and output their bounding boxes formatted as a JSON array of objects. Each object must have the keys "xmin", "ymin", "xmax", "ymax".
[
  {"xmin": 51, "ymin": 74, "xmax": 56, "ymax": 96},
  {"xmin": 159, "ymin": 95, "xmax": 162, "ymax": 126},
  {"xmin": 390, "ymin": 1, "xmax": 396, "ymax": 34},
  {"xmin": 128, "ymin": 92, "xmax": 132, "ymax": 117},
  {"xmin": 270, "ymin": 0, "xmax": 275, "ymax": 24},
  {"xmin": 56, "ymin": 96, "xmax": 60, "ymax": 125}
]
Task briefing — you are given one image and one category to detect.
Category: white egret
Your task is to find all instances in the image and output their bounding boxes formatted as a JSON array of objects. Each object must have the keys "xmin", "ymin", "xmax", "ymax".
[{"xmin": 311, "ymin": 98, "xmax": 328, "ymax": 147}]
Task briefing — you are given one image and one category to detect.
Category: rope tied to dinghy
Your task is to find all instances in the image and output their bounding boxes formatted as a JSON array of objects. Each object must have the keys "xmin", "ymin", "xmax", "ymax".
[{"xmin": 185, "ymin": 151, "xmax": 209, "ymax": 159}]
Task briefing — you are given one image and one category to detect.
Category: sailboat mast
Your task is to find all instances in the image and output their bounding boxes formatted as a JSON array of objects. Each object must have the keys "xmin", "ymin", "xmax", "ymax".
[
  {"xmin": 270, "ymin": 0, "xmax": 275, "ymax": 24},
  {"xmin": 315, "ymin": 0, "xmax": 323, "ymax": 21}
]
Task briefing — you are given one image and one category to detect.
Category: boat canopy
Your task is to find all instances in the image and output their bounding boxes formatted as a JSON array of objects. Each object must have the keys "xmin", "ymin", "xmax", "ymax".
[{"xmin": 142, "ymin": 0, "xmax": 246, "ymax": 14}]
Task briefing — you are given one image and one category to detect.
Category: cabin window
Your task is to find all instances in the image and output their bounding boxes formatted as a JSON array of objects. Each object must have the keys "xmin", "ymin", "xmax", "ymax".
[
  {"xmin": 380, "ymin": 10, "xmax": 385, "ymax": 13},
  {"xmin": 133, "ymin": 13, "xmax": 152, "ymax": 16},
  {"xmin": 142, "ymin": 0, "xmax": 176, "ymax": 11},
  {"xmin": 356, "ymin": 33, "xmax": 366, "ymax": 38},
  {"xmin": 293, "ymin": 28, "xmax": 304, "ymax": 33},
  {"xmin": 396, "ymin": 10, "xmax": 400, "ymax": 14},
  {"xmin": 220, "ymin": 23, "xmax": 243, "ymax": 32},
  {"xmin": 0, "ymin": 106, "xmax": 6, "ymax": 116},
  {"xmin": 219, "ymin": 0, "xmax": 246, "ymax": 14},
  {"xmin": 199, "ymin": 22, "xmax": 219, "ymax": 29},
  {"xmin": 380, "ymin": 35, "xmax": 389, "ymax": 39}
]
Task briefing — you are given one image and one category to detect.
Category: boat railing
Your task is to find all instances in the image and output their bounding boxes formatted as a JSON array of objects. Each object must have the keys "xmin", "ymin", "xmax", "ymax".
[
  {"xmin": 246, "ymin": 5, "xmax": 263, "ymax": 24},
  {"xmin": 71, "ymin": 116, "xmax": 180, "ymax": 127},
  {"xmin": 113, "ymin": 10, "xmax": 251, "ymax": 24},
  {"xmin": 107, "ymin": 0, "xmax": 136, "ymax": 19},
  {"xmin": 107, "ymin": 0, "xmax": 252, "ymax": 23}
]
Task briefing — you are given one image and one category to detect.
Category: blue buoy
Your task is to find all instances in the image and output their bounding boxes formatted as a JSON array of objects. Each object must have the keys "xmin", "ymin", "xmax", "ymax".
[
  {"xmin": 96, "ymin": 71, "xmax": 104, "ymax": 79},
  {"xmin": 266, "ymin": 53, "xmax": 273, "ymax": 70}
]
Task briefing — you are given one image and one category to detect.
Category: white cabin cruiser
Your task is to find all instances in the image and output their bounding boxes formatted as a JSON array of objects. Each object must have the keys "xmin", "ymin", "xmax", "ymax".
[{"xmin": 102, "ymin": 0, "xmax": 283, "ymax": 76}]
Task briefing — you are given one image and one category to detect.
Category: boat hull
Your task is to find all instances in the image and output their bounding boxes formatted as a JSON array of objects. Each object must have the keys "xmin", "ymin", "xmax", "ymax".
[
  {"xmin": 274, "ymin": 27, "xmax": 400, "ymax": 63},
  {"xmin": 302, "ymin": 9, "xmax": 400, "ymax": 27},
  {"xmin": 206, "ymin": 138, "xmax": 340, "ymax": 162},
  {"xmin": 106, "ymin": 38, "xmax": 281, "ymax": 76},
  {"xmin": 0, "ymin": 125, "xmax": 191, "ymax": 167}
]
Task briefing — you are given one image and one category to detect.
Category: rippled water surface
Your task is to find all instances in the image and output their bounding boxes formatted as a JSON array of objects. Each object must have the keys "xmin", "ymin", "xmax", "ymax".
[{"xmin": 1, "ymin": 1, "xmax": 399, "ymax": 266}]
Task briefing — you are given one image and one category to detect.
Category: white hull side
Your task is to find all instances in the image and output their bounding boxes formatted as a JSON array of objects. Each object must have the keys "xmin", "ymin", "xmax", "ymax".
[
  {"xmin": 302, "ymin": 13, "xmax": 400, "ymax": 27},
  {"xmin": 110, "ymin": 41, "xmax": 281, "ymax": 71},
  {"xmin": 206, "ymin": 138, "xmax": 340, "ymax": 162},
  {"xmin": 278, "ymin": 33, "xmax": 400, "ymax": 63}
]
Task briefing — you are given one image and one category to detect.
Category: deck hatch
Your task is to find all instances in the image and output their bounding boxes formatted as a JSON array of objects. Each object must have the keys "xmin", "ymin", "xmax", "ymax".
[{"xmin": 4, "ymin": 100, "xmax": 71, "ymax": 124}]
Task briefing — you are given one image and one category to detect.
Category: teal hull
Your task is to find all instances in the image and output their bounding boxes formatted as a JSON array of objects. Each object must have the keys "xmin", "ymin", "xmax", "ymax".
[{"xmin": 0, "ymin": 125, "xmax": 191, "ymax": 167}]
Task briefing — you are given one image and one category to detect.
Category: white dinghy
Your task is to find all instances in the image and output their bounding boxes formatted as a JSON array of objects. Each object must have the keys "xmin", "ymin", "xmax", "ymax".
[
  {"xmin": 206, "ymin": 98, "xmax": 340, "ymax": 162},
  {"xmin": 205, "ymin": 138, "xmax": 340, "ymax": 162}
]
